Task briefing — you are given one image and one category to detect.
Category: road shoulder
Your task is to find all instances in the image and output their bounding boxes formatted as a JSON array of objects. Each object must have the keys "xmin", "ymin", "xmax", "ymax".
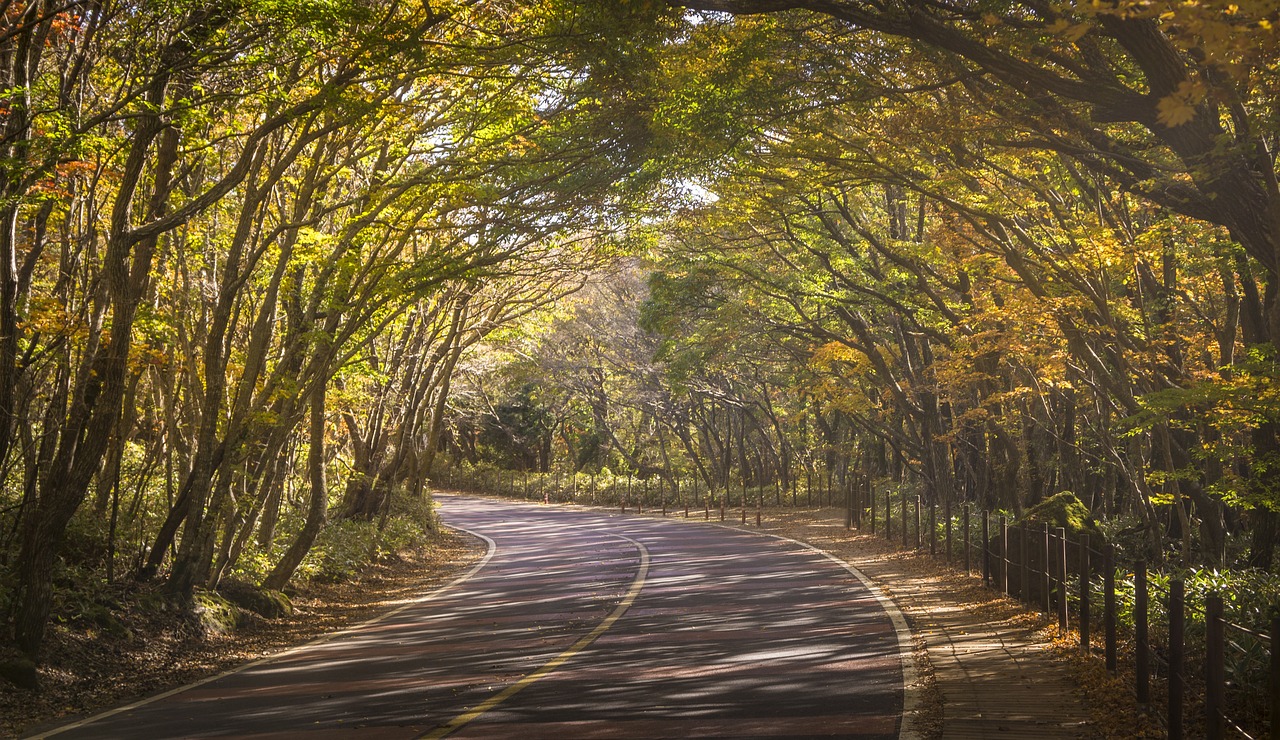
[{"xmin": 763, "ymin": 510, "xmax": 1098, "ymax": 740}]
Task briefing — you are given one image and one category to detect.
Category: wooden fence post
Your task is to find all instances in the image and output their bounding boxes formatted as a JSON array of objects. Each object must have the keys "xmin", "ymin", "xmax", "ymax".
[
  {"xmin": 982, "ymin": 510, "xmax": 991, "ymax": 587},
  {"xmin": 1079, "ymin": 534, "xmax": 1090, "ymax": 654},
  {"xmin": 999, "ymin": 516, "xmax": 1009, "ymax": 596},
  {"xmin": 902, "ymin": 491, "xmax": 909, "ymax": 548},
  {"xmin": 846, "ymin": 477, "xmax": 854, "ymax": 530},
  {"xmin": 854, "ymin": 475, "xmax": 862, "ymax": 529},
  {"xmin": 887, "ymin": 489, "xmax": 893, "ymax": 541},
  {"xmin": 963, "ymin": 505, "xmax": 971, "ymax": 574},
  {"xmin": 1042, "ymin": 523, "xmax": 1051, "ymax": 614},
  {"xmin": 1056, "ymin": 527, "xmax": 1068, "ymax": 631},
  {"xmin": 1169, "ymin": 579, "xmax": 1185, "ymax": 740},
  {"xmin": 915, "ymin": 495, "xmax": 922, "ymax": 550},
  {"xmin": 1206, "ymin": 593, "xmax": 1224, "ymax": 740},
  {"xmin": 870, "ymin": 479, "xmax": 877, "ymax": 535},
  {"xmin": 1019, "ymin": 521, "xmax": 1029, "ymax": 605},
  {"xmin": 1104, "ymin": 545, "xmax": 1116, "ymax": 672},
  {"xmin": 1136, "ymin": 560, "xmax": 1149, "ymax": 704}
]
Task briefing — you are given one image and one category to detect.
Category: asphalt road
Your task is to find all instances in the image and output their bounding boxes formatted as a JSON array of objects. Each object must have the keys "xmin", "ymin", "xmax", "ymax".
[{"xmin": 33, "ymin": 495, "xmax": 910, "ymax": 739}]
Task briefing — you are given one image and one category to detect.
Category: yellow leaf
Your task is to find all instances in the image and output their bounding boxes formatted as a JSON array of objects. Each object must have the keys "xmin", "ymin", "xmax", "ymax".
[
  {"xmin": 1155, "ymin": 80, "xmax": 1206, "ymax": 128},
  {"xmin": 1048, "ymin": 18, "xmax": 1091, "ymax": 42},
  {"xmin": 1064, "ymin": 22, "xmax": 1091, "ymax": 42}
]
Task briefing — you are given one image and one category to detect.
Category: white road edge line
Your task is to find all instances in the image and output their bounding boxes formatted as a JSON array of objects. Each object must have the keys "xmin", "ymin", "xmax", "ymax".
[
  {"xmin": 759, "ymin": 530, "xmax": 924, "ymax": 740},
  {"xmin": 451, "ymin": 493, "xmax": 923, "ymax": 740},
  {"xmin": 26, "ymin": 524, "xmax": 498, "ymax": 740}
]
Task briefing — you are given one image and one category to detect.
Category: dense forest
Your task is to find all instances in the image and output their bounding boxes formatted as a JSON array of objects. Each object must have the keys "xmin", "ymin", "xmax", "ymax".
[
  {"xmin": 3, "ymin": 0, "xmax": 1280, "ymax": 677},
  {"xmin": 457, "ymin": 1, "xmax": 1280, "ymax": 567}
]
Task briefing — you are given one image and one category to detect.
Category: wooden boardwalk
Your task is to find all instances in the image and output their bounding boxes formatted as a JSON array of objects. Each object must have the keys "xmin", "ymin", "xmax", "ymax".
[{"xmin": 902, "ymin": 583, "xmax": 1095, "ymax": 739}]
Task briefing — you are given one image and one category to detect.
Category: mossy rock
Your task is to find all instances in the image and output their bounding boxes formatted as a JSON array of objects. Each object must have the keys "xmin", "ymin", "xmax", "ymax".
[
  {"xmin": 0, "ymin": 654, "xmax": 37, "ymax": 690},
  {"xmin": 192, "ymin": 590, "xmax": 246, "ymax": 635},
  {"xmin": 218, "ymin": 580, "xmax": 293, "ymax": 619},
  {"xmin": 992, "ymin": 492, "xmax": 1105, "ymax": 605},
  {"xmin": 1022, "ymin": 491, "xmax": 1105, "ymax": 543}
]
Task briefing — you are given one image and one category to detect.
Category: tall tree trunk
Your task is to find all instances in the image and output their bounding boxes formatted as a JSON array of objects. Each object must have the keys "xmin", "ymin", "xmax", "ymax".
[
  {"xmin": 11, "ymin": 86, "xmax": 179, "ymax": 656},
  {"xmin": 262, "ymin": 384, "xmax": 327, "ymax": 591}
]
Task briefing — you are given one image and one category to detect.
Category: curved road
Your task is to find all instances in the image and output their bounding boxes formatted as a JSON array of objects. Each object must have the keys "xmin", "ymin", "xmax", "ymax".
[{"xmin": 33, "ymin": 495, "xmax": 911, "ymax": 739}]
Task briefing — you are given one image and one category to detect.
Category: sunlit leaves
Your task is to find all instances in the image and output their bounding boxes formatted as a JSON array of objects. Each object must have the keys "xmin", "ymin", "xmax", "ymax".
[{"xmin": 1156, "ymin": 80, "xmax": 1208, "ymax": 128}]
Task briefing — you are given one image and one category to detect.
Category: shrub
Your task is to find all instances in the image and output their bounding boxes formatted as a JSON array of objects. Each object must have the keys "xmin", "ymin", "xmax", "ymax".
[
  {"xmin": 298, "ymin": 492, "xmax": 437, "ymax": 583},
  {"xmin": 1106, "ymin": 564, "xmax": 1280, "ymax": 705}
]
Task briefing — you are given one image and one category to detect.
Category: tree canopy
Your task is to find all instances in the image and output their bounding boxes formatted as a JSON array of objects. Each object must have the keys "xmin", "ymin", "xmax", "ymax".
[{"xmin": 4, "ymin": 0, "xmax": 1280, "ymax": 669}]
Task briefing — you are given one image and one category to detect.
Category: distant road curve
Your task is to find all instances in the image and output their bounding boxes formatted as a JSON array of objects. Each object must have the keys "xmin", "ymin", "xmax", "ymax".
[{"xmin": 32, "ymin": 494, "xmax": 912, "ymax": 739}]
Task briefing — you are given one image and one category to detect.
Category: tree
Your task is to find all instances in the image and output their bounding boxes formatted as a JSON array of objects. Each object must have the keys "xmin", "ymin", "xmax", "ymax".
[
  {"xmin": 653, "ymin": 0, "xmax": 1280, "ymax": 562},
  {"xmin": 2, "ymin": 0, "xmax": 667, "ymax": 661}
]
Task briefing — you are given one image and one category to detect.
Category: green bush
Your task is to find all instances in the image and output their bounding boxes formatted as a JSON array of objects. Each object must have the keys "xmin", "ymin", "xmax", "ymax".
[
  {"xmin": 297, "ymin": 493, "xmax": 437, "ymax": 583},
  {"xmin": 1106, "ymin": 565, "xmax": 1280, "ymax": 700}
]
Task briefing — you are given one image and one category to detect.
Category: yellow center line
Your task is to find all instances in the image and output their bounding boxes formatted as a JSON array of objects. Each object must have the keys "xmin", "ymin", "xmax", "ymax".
[{"xmin": 418, "ymin": 533, "xmax": 651, "ymax": 739}]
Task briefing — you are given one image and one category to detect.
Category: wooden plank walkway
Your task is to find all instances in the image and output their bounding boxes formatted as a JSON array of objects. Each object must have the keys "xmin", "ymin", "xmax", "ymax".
[{"xmin": 900, "ymin": 583, "xmax": 1094, "ymax": 739}]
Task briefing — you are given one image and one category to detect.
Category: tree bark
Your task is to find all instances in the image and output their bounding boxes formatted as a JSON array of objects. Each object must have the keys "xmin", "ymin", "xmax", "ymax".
[{"xmin": 262, "ymin": 384, "xmax": 327, "ymax": 591}]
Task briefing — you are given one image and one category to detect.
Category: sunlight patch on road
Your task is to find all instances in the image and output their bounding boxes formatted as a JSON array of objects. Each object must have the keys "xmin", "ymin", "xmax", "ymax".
[{"xmin": 418, "ymin": 533, "xmax": 651, "ymax": 739}]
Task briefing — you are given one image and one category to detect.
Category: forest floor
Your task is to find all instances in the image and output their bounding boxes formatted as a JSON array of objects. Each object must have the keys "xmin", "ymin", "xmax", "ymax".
[{"xmin": 0, "ymin": 528, "xmax": 486, "ymax": 738}]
